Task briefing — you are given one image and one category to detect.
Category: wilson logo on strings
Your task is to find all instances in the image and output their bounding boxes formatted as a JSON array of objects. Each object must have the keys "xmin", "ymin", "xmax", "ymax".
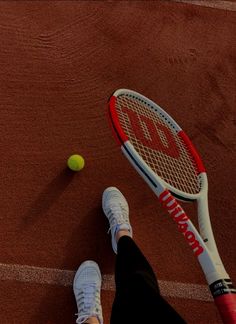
[{"xmin": 122, "ymin": 107, "xmax": 180, "ymax": 159}]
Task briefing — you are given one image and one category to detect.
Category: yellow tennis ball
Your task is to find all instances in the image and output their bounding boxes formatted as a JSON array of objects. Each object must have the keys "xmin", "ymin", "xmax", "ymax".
[{"xmin": 67, "ymin": 154, "xmax": 85, "ymax": 171}]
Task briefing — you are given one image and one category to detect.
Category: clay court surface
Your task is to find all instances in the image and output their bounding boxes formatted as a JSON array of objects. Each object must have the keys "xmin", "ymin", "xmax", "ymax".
[{"xmin": 0, "ymin": 1, "xmax": 235, "ymax": 323}]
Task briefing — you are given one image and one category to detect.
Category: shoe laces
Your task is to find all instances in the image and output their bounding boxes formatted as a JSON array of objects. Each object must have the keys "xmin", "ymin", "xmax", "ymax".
[
  {"xmin": 106, "ymin": 204, "xmax": 129, "ymax": 234},
  {"xmin": 76, "ymin": 283, "xmax": 100, "ymax": 324}
]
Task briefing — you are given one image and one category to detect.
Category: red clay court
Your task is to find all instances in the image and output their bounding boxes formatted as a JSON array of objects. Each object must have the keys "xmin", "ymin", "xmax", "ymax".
[{"xmin": 0, "ymin": 1, "xmax": 235, "ymax": 323}]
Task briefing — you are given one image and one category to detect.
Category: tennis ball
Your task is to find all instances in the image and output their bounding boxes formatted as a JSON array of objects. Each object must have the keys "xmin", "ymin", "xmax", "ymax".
[{"xmin": 67, "ymin": 154, "xmax": 85, "ymax": 171}]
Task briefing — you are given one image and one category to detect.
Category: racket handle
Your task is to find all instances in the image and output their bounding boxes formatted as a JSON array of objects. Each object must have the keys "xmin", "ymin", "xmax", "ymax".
[{"xmin": 214, "ymin": 294, "xmax": 236, "ymax": 323}]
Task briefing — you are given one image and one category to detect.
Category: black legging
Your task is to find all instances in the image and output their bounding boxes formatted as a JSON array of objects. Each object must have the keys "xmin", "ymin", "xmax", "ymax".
[{"xmin": 110, "ymin": 236, "xmax": 186, "ymax": 324}]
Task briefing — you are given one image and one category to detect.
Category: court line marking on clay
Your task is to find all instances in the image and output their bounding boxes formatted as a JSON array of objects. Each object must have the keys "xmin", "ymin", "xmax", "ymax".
[
  {"xmin": 170, "ymin": 0, "xmax": 236, "ymax": 11},
  {"xmin": 0, "ymin": 262, "xmax": 212, "ymax": 301}
]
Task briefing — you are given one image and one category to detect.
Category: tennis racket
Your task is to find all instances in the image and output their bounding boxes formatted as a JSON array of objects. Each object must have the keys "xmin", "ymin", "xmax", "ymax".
[{"xmin": 108, "ymin": 89, "xmax": 236, "ymax": 323}]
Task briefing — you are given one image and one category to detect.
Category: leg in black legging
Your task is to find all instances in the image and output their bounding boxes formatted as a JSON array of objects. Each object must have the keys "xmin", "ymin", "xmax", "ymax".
[{"xmin": 110, "ymin": 236, "xmax": 186, "ymax": 324}]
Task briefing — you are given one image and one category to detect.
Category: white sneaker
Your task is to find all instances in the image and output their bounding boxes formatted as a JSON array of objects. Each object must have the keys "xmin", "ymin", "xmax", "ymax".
[
  {"xmin": 102, "ymin": 187, "xmax": 133, "ymax": 254},
  {"xmin": 73, "ymin": 261, "xmax": 103, "ymax": 324}
]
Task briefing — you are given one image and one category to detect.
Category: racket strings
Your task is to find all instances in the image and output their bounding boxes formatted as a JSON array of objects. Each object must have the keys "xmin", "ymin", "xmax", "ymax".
[{"xmin": 116, "ymin": 95, "xmax": 201, "ymax": 195}]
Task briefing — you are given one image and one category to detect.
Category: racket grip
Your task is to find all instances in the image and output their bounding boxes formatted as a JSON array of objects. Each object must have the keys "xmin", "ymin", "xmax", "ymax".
[{"xmin": 214, "ymin": 294, "xmax": 236, "ymax": 323}]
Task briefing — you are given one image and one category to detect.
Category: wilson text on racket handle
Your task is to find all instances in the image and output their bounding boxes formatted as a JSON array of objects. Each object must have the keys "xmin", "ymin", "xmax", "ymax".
[
  {"xmin": 160, "ymin": 190, "xmax": 236, "ymax": 323},
  {"xmin": 160, "ymin": 190, "xmax": 204, "ymax": 257}
]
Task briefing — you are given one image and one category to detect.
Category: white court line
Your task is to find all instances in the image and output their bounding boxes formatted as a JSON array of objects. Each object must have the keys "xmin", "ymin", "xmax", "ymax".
[
  {"xmin": 0, "ymin": 262, "xmax": 212, "ymax": 302},
  {"xmin": 170, "ymin": 0, "xmax": 236, "ymax": 11}
]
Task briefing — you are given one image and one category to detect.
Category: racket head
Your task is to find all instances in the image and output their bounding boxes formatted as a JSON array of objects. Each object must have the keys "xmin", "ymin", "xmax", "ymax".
[{"xmin": 108, "ymin": 89, "xmax": 207, "ymax": 201}]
